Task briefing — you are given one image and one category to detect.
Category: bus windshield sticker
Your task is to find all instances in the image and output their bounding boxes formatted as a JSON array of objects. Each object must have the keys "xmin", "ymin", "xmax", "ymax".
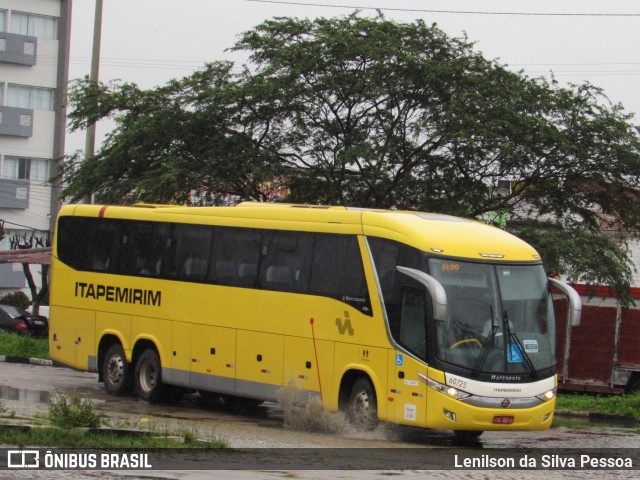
[
  {"xmin": 523, "ymin": 340, "xmax": 539, "ymax": 353},
  {"xmin": 507, "ymin": 344, "xmax": 523, "ymax": 363}
]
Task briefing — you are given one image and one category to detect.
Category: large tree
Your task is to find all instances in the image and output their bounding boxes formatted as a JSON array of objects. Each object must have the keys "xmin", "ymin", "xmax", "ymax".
[{"xmin": 63, "ymin": 13, "xmax": 640, "ymax": 300}]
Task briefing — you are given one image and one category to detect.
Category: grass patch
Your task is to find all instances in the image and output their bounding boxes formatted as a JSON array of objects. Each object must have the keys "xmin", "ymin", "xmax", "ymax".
[
  {"xmin": 0, "ymin": 331, "xmax": 49, "ymax": 359},
  {"xmin": 48, "ymin": 390, "xmax": 101, "ymax": 429},
  {"xmin": 556, "ymin": 393, "xmax": 640, "ymax": 421}
]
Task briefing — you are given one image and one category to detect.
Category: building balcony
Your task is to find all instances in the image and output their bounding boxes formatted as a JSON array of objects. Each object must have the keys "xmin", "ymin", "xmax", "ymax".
[
  {"xmin": 0, "ymin": 32, "xmax": 37, "ymax": 66},
  {"xmin": 0, "ymin": 178, "xmax": 30, "ymax": 209},
  {"xmin": 0, "ymin": 106, "xmax": 34, "ymax": 137}
]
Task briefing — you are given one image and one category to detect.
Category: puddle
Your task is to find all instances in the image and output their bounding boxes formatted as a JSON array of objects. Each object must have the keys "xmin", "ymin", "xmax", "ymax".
[{"xmin": 0, "ymin": 385, "xmax": 51, "ymax": 404}]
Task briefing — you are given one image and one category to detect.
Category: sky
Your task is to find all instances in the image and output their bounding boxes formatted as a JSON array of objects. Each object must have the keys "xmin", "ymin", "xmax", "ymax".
[{"xmin": 66, "ymin": 0, "xmax": 640, "ymax": 154}]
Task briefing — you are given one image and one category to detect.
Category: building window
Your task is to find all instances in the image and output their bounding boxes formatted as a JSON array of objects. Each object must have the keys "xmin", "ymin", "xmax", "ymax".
[
  {"xmin": 7, "ymin": 85, "xmax": 54, "ymax": 111},
  {"xmin": 0, "ymin": 10, "xmax": 6, "ymax": 33},
  {"xmin": 10, "ymin": 12, "xmax": 57, "ymax": 39},
  {"xmin": 0, "ymin": 38, "xmax": 6, "ymax": 52},
  {"xmin": 3, "ymin": 156, "xmax": 49, "ymax": 182}
]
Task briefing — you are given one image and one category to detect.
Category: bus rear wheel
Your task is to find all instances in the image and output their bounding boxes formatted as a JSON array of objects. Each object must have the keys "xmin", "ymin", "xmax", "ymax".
[
  {"xmin": 135, "ymin": 349, "xmax": 165, "ymax": 403},
  {"xmin": 347, "ymin": 377, "xmax": 378, "ymax": 431},
  {"xmin": 102, "ymin": 344, "xmax": 131, "ymax": 396}
]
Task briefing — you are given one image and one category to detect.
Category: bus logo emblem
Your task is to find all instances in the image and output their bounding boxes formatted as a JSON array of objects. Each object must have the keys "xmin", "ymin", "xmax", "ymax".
[
  {"xmin": 335, "ymin": 312, "xmax": 354, "ymax": 336},
  {"xmin": 501, "ymin": 399, "xmax": 511, "ymax": 408}
]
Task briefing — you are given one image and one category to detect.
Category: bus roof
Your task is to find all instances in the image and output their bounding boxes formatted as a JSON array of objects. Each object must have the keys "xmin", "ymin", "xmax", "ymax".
[{"xmin": 58, "ymin": 203, "xmax": 540, "ymax": 262}]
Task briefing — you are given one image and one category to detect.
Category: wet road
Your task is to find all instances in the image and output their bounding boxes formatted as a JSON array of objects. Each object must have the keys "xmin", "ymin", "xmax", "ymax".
[{"xmin": 1, "ymin": 362, "xmax": 639, "ymax": 479}]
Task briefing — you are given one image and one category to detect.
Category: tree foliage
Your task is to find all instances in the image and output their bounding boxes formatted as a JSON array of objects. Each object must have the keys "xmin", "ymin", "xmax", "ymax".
[
  {"xmin": 63, "ymin": 13, "xmax": 640, "ymax": 300},
  {"xmin": 64, "ymin": 62, "xmax": 281, "ymax": 204}
]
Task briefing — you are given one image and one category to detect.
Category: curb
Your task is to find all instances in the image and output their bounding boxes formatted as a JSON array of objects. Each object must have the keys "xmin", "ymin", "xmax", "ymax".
[{"xmin": 0, "ymin": 355, "xmax": 53, "ymax": 367}]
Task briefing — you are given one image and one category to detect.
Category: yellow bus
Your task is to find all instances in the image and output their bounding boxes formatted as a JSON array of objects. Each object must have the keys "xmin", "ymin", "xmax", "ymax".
[{"xmin": 49, "ymin": 202, "xmax": 581, "ymax": 439}]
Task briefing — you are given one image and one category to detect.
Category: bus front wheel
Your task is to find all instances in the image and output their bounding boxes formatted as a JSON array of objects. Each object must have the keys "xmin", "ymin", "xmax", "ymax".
[
  {"xmin": 102, "ymin": 344, "xmax": 131, "ymax": 396},
  {"xmin": 347, "ymin": 377, "xmax": 378, "ymax": 431},
  {"xmin": 135, "ymin": 349, "xmax": 164, "ymax": 403}
]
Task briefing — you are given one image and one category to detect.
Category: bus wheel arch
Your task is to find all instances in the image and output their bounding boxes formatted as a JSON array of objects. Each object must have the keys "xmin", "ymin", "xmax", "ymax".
[
  {"xmin": 99, "ymin": 337, "xmax": 132, "ymax": 396},
  {"xmin": 338, "ymin": 370, "xmax": 379, "ymax": 431}
]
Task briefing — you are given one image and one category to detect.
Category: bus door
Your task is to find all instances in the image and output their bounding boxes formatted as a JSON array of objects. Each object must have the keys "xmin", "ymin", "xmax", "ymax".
[{"xmin": 388, "ymin": 286, "xmax": 429, "ymax": 425}]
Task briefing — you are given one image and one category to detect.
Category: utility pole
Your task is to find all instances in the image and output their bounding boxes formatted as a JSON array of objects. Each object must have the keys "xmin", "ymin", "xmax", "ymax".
[
  {"xmin": 83, "ymin": 0, "xmax": 103, "ymax": 204},
  {"xmin": 49, "ymin": 0, "xmax": 72, "ymax": 231}
]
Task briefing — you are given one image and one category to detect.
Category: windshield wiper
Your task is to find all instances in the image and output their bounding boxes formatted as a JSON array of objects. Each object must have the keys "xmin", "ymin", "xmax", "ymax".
[
  {"xmin": 503, "ymin": 311, "xmax": 538, "ymax": 379},
  {"xmin": 472, "ymin": 306, "xmax": 497, "ymax": 377}
]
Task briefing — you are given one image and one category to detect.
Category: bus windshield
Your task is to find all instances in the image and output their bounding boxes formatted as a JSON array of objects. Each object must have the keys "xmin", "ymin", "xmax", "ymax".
[{"xmin": 428, "ymin": 259, "xmax": 556, "ymax": 375}]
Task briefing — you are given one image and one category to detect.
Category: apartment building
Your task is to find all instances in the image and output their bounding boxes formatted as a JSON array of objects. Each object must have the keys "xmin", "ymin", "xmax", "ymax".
[{"xmin": 0, "ymin": 0, "xmax": 71, "ymax": 294}]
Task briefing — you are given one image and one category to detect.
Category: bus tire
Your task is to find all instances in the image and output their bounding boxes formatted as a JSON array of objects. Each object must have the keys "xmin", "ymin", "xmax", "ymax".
[
  {"xmin": 135, "ymin": 349, "xmax": 165, "ymax": 403},
  {"xmin": 102, "ymin": 343, "xmax": 131, "ymax": 396},
  {"xmin": 347, "ymin": 377, "xmax": 378, "ymax": 431}
]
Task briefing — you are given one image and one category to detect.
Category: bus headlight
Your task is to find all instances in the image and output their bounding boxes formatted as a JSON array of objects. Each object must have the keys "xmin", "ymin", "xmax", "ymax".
[
  {"xmin": 535, "ymin": 388, "xmax": 556, "ymax": 402},
  {"xmin": 419, "ymin": 374, "xmax": 471, "ymax": 400}
]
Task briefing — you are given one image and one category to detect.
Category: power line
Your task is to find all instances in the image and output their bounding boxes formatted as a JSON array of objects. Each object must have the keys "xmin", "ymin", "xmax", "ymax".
[
  {"xmin": 1, "ymin": 220, "xmax": 49, "ymax": 231},
  {"xmin": 246, "ymin": 0, "xmax": 640, "ymax": 17}
]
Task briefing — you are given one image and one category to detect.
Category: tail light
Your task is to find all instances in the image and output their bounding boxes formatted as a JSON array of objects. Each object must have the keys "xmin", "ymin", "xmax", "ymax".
[{"xmin": 15, "ymin": 320, "xmax": 28, "ymax": 332}]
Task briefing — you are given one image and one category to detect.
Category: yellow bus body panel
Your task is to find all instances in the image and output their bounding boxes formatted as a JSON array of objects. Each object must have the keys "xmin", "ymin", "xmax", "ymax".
[
  {"xmin": 425, "ymin": 387, "xmax": 555, "ymax": 431},
  {"xmin": 49, "ymin": 305, "xmax": 96, "ymax": 371}
]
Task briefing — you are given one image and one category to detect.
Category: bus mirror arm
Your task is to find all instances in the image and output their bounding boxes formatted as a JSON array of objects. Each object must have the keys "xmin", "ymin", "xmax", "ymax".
[
  {"xmin": 548, "ymin": 277, "xmax": 582, "ymax": 327},
  {"xmin": 396, "ymin": 266, "xmax": 448, "ymax": 321}
]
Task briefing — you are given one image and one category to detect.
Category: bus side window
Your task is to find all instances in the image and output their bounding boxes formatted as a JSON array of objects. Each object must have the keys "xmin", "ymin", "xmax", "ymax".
[
  {"xmin": 399, "ymin": 286, "xmax": 429, "ymax": 360},
  {"xmin": 210, "ymin": 227, "xmax": 261, "ymax": 287},
  {"xmin": 87, "ymin": 220, "xmax": 122, "ymax": 273},
  {"xmin": 123, "ymin": 221, "xmax": 165, "ymax": 277},
  {"xmin": 309, "ymin": 234, "xmax": 370, "ymax": 313},
  {"xmin": 176, "ymin": 225, "xmax": 213, "ymax": 282},
  {"xmin": 369, "ymin": 237, "xmax": 422, "ymax": 324},
  {"xmin": 260, "ymin": 231, "xmax": 312, "ymax": 293},
  {"xmin": 57, "ymin": 217, "xmax": 90, "ymax": 270}
]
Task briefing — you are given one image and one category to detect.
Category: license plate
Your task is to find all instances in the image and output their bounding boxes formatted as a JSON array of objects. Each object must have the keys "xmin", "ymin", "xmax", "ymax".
[
  {"xmin": 33, "ymin": 320, "xmax": 44, "ymax": 325},
  {"xmin": 493, "ymin": 415, "xmax": 514, "ymax": 425}
]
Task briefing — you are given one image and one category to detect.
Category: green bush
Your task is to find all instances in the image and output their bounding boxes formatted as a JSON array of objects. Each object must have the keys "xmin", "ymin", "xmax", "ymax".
[
  {"xmin": 0, "ymin": 331, "xmax": 49, "ymax": 359},
  {"xmin": 0, "ymin": 291, "xmax": 30, "ymax": 310},
  {"xmin": 48, "ymin": 390, "xmax": 101, "ymax": 429}
]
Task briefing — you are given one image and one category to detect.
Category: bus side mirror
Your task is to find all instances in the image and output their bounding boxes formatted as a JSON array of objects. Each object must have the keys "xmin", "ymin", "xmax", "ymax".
[
  {"xmin": 396, "ymin": 266, "xmax": 448, "ymax": 322},
  {"xmin": 548, "ymin": 277, "xmax": 582, "ymax": 327}
]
